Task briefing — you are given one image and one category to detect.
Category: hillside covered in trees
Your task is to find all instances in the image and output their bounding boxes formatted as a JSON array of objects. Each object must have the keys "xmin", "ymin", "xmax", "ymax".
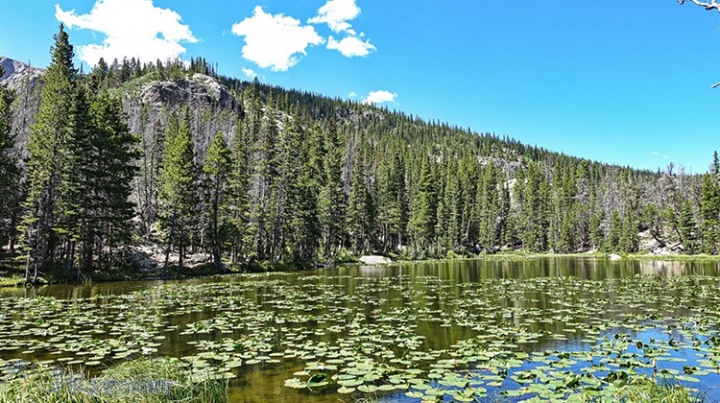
[{"xmin": 1, "ymin": 26, "xmax": 720, "ymax": 283}]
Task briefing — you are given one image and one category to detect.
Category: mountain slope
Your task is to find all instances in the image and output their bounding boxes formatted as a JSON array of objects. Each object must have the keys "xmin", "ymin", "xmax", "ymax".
[{"xmin": 0, "ymin": 55, "xmax": 715, "ymax": 276}]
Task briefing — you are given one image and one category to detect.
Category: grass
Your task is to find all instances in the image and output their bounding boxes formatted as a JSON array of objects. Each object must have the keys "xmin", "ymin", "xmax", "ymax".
[
  {"xmin": 0, "ymin": 357, "xmax": 228, "ymax": 403},
  {"xmin": 611, "ymin": 380, "xmax": 706, "ymax": 403},
  {"xmin": 561, "ymin": 378, "xmax": 706, "ymax": 403}
]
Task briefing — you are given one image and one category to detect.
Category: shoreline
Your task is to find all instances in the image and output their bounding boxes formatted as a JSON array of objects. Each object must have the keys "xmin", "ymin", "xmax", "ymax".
[{"xmin": 2, "ymin": 251, "xmax": 720, "ymax": 288}]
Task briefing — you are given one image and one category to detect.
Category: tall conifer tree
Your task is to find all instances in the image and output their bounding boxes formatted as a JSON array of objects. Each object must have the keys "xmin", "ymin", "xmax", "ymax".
[
  {"xmin": 0, "ymin": 65, "xmax": 18, "ymax": 261},
  {"xmin": 21, "ymin": 25, "xmax": 76, "ymax": 283},
  {"xmin": 203, "ymin": 132, "xmax": 231, "ymax": 269},
  {"xmin": 158, "ymin": 110, "xmax": 197, "ymax": 275}
]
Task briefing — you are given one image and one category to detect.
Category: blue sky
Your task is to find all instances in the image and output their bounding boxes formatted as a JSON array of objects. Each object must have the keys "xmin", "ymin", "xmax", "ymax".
[{"xmin": 1, "ymin": 1, "xmax": 720, "ymax": 173}]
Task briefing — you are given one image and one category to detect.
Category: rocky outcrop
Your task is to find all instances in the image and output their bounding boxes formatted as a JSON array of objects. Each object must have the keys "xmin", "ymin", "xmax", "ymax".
[
  {"xmin": 138, "ymin": 74, "xmax": 242, "ymax": 116},
  {"xmin": 0, "ymin": 57, "xmax": 44, "ymax": 91},
  {"xmin": 121, "ymin": 73, "xmax": 244, "ymax": 162}
]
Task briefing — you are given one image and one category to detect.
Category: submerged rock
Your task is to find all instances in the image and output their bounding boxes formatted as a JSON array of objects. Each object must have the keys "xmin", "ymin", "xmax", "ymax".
[{"xmin": 359, "ymin": 255, "xmax": 392, "ymax": 265}]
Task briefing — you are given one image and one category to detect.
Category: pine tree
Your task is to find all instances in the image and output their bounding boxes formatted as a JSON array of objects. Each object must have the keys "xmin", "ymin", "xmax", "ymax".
[
  {"xmin": 606, "ymin": 211, "xmax": 622, "ymax": 252},
  {"xmin": 0, "ymin": 65, "xmax": 19, "ymax": 261},
  {"xmin": 478, "ymin": 162, "xmax": 500, "ymax": 253},
  {"xmin": 55, "ymin": 84, "xmax": 93, "ymax": 274},
  {"xmin": 347, "ymin": 142, "xmax": 375, "ymax": 254},
  {"xmin": 203, "ymin": 132, "xmax": 231, "ymax": 269},
  {"xmin": 377, "ymin": 147, "xmax": 406, "ymax": 254},
  {"xmin": 589, "ymin": 210, "xmax": 605, "ymax": 251},
  {"xmin": 254, "ymin": 96, "xmax": 280, "ymax": 261},
  {"xmin": 273, "ymin": 111, "xmax": 304, "ymax": 262},
  {"xmin": 228, "ymin": 119, "xmax": 251, "ymax": 263},
  {"xmin": 678, "ymin": 200, "xmax": 697, "ymax": 254},
  {"xmin": 293, "ymin": 120, "xmax": 325, "ymax": 261},
  {"xmin": 408, "ymin": 158, "xmax": 437, "ymax": 252},
  {"xmin": 439, "ymin": 159, "xmax": 461, "ymax": 252},
  {"xmin": 700, "ymin": 152, "xmax": 720, "ymax": 254},
  {"xmin": 20, "ymin": 24, "xmax": 77, "ymax": 283},
  {"xmin": 318, "ymin": 118, "xmax": 346, "ymax": 260},
  {"xmin": 82, "ymin": 91, "xmax": 138, "ymax": 269},
  {"xmin": 158, "ymin": 109, "xmax": 197, "ymax": 275},
  {"xmin": 518, "ymin": 162, "xmax": 549, "ymax": 251},
  {"xmin": 459, "ymin": 155, "xmax": 480, "ymax": 249}
]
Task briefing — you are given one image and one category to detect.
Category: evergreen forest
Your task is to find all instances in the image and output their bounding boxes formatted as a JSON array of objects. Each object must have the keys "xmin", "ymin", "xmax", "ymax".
[{"xmin": 2, "ymin": 25, "xmax": 720, "ymax": 283}]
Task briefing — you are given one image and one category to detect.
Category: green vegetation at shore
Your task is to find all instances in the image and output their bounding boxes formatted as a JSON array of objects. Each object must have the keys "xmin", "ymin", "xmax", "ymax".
[
  {"xmin": 0, "ymin": 357, "xmax": 228, "ymax": 403},
  {"xmin": 3, "ymin": 251, "xmax": 720, "ymax": 287}
]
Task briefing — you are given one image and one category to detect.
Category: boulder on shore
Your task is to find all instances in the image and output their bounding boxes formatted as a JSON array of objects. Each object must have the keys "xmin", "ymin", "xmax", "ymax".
[
  {"xmin": 359, "ymin": 255, "xmax": 392, "ymax": 265},
  {"xmin": 609, "ymin": 254, "xmax": 622, "ymax": 261}
]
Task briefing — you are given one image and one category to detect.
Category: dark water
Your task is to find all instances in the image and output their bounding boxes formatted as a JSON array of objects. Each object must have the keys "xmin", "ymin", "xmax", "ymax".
[{"xmin": 2, "ymin": 257, "xmax": 720, "ymax": 402}]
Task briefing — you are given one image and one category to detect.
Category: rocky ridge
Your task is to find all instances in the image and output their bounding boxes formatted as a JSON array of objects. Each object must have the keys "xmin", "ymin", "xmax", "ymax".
[{"xmin": 0, "ymin": 57, "xmax": 44, "ymax": 91}]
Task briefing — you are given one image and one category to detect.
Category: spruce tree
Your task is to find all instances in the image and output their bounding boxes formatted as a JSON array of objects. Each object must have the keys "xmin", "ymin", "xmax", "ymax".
[
  {"xmin": 203, "ymin": 131, "xmax": 231, "ymax": 269},
  {"xmin": 440, "ymin": 159, "xmax": 461, "ymax": 252},
  {"xmin": 21, "ymin": 24, "xmax": 76, "ymax": 283},
  {"xmin": 347, "ymin": 143, "xmax": 375, "ymax": 254},
  {"xmin": 87, "ymin": 91, "xmax": 139, "ymax": 265},
  {"xmin": 273, "ymin": 112, "xmax": 303, "ymax": 262},
  {"xmin": 678, "ymin": 200, "xmax": 697, "ymax": 254},
  {"xmin": 228, "ymin": 119, "xmax": 251, "ymax": 263},
  {"xmin": 55, "ymin": 84, "xmax": 93, "ymax": 273},
  {"xmin": 478, "ymin": 162, "xmax": 500, "ymax": 253},
  {"xmin": 408, "ymin": 158, "xmax": 437, "ymax": 253},
  {"xmin": 294, "ymin": 120, "xmax": 325, "ymax": 261},
  {"xmin": 700, "ymin": 152, "xmax": 720, "ymax": 254},
  {"xmin": 0, "ymin": 65, "xmax": 18, "ymax": 261},
  {"xmin": 606, "ymin": 211, "xmax": 622, "ymax": 252},
  {"xmin": 318, "ymin": 118, "xmax": 346, "ymax": 260},
  {"xmin": 377, "ymin": 147, "xmax": 406, "ymax": 254},
  {"xmin": 158, "ymin": 110, "xmax": 197, "ymax": 275},
  {"xmin": 518, "ymin": 162, "xmax": 549, "ymax": 251}
]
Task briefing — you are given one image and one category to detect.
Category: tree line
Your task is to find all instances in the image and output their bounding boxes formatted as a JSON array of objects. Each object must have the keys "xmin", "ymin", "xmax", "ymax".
[{"xmin": 2, "ymin": 26, "xmax": 720, "ymax": 283}]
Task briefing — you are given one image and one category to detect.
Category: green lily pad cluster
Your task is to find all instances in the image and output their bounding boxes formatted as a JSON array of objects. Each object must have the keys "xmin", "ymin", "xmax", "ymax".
[{"xmin": 0, "ymin": 260, "xmax": 719, "ymax": 402}]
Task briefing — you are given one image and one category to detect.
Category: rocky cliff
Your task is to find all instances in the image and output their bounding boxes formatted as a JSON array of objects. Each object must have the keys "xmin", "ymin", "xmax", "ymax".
[
  {"xmin": 1, "ymin": 58, "xmax": 244, "ymax": 161},
  {"xmin": 0, "ymin": 57, "xmax": 44, "ymax": 91}
]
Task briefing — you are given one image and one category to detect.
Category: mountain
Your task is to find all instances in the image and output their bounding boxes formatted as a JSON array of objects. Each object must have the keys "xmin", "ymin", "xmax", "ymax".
[
  {"xmin": 1, "ymin": 52, "xmax": 716, "ymax": 279},
  {"xmin": 0, "ymin": 57, "xmax": 44, "ymax": 91}
]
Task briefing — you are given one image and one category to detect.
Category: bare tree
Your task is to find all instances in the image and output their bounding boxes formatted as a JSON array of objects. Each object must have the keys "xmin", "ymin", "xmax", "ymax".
[
  {"xmin": 679, "ymin": 0, "xmax": 720, "ymax": 87},
  {"xmin": 679, "ymin": 0, "xmax": 720, "ymax": 12}
]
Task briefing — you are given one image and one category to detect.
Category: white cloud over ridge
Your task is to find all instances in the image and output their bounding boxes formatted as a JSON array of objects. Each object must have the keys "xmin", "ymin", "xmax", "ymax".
[
  {"xmin": 327, "ymin": 35, "xmax": 375, "ymax": 57},
  {"xmin": 55, "ymin": 0, "xmax": 197, "ymax": 66},
  {"xmin": 362, "ymin": 90, "xmax": 397, "ymax": 105},
  {"xmin": 232, "ymin": 6, "xmax": 324, "ymax": 72},
  {"xmin": 242, "ymin": 68, "xmax": 258, "ymax": 79},
  {"xmin": 308, "ymin": 0, "xmax": 360, "ymax": 33}
]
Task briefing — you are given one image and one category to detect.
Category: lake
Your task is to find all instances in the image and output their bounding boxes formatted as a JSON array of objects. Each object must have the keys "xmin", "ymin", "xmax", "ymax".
[{"xmin": 2, "ymin": 257, "xmax": 720, "ymax": 402}]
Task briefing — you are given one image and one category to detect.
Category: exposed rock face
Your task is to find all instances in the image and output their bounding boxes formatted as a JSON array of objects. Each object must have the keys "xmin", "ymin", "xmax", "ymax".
[
  {"xmin": 1, "ymin": 58, "xmax": 244, "ymax": 167},
  {"xmin": 138, "ymin": 74, "xmax": 242, "ymax": 116},
  {"xmin": 122, "ymin": 73, "xmax": 244, "ymax": 162},
  {"xmin": 0, "ymin": 57, "xmax": 44, "ymax": 91}
]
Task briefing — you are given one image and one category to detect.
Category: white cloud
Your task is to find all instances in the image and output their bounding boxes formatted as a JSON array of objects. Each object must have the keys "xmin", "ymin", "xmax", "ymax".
[
  {"xmin": 348, "ymin": 92, "xmax": 357, "ymax": 98},
  {"xmin": 652, "ymin": 151, "xmax": 670, "ymax": 160},
  {"xmin": 327, "ymin": 35, "xmax": 375, "ymax": 57},
  {"xmin": 242, "ymin": 68, "xmax": 257, "ymax": 79},
  {"xmin": 308, "ymin": 0, "xmax": 360, "ymax": 33},
  {"xmin": 231, "ymin": 6, "xmax": 324, "ymax": 72},
  {"xmin": 362, "ymin": 90, "xmax": 397, "ymax": 105},
  {"xmin": 55, "ymin": 0, "xmax": 197, "ymax": 66}
]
